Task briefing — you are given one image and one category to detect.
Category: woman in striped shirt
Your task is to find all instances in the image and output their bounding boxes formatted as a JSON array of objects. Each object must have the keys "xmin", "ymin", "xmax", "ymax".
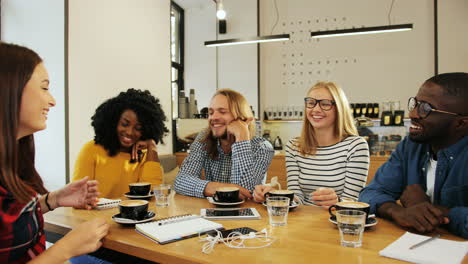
[{"xmin": 254, "ymin": 81, "xmax": 369, "ymax": 207}]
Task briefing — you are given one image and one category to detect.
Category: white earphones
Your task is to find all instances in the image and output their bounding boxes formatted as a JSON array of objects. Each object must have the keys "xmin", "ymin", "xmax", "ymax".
[{"xmin": 199, "ymin": 228, "xmax": 275, "ymax": 254}]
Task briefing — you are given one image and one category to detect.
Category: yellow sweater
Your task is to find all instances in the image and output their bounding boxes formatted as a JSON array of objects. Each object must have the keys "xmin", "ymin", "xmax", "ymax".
[{"xmin": 72, "ymin": 140, "xmax": 163, "ymax": 199}]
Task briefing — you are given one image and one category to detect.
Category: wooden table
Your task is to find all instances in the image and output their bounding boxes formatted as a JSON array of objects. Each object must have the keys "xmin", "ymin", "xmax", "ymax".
[{"xmin": 44, "ymin": 195, "xmax": 467, "ymax": 264}]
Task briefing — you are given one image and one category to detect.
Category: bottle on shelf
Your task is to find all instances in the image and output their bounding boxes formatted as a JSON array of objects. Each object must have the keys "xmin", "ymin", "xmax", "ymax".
[
  {"xmin": 380, "ymin": 101, "xmax": 393, "ymax": 126},
  {"xmin": 360, "ymin": 103, "xmax": 367, "ymax": 118},
  {"xmin": 373, "ymin": 103, "xmax": 379, "ymax": 118},
  {"xmin": 355, "ymin": 104, "xmax": 362, "ymax": 118},
  {"xmin": 393, "ymin": 110, "xmax": 405, "ymax": 126},
  {"xmin": 366, "ymin": 103, "xmax": 374, "ymax": 118}
]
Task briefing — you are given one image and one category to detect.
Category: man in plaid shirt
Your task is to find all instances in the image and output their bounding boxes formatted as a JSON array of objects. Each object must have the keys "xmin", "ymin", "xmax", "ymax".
[{"xmin": 174, "ymin": 89, "xmax": 274, "ymax": 199}]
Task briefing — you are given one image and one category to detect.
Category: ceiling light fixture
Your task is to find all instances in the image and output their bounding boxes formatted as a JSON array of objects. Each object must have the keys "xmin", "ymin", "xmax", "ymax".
[
  {"xmin": 310, "ymin": 23, "xmax": 413, "ymax": 39},
  {"xmin": 216, "ymin": 0, "xmax": 226, "ymax": 19},
  {"xmin": 204, "ymin": 34, "xmax": 290, "ymax": 47},
  {"xmin": 311, "ymin": 0, "xmax": 413, "ymax": 39}
]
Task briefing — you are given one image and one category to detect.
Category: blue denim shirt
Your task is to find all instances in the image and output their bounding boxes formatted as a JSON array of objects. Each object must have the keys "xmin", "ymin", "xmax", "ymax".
[{"xmin": 359, "ymin": 136, "xmax": 468, "ymax": 238}]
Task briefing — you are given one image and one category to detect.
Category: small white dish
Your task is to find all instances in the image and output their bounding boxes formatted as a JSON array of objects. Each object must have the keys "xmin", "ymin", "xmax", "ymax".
[
  {"xmin": 112, "ymin": 211, "xmax": 156, "ymax": 225},
  {"xmin": 262, "ymin": 201, "xmax": 299, "ymax": 210},
  {"xmin": 207, "ymin": 196, "xmax": 245, "ymax": 206},
  {"xmin": 329, "ymin": 216, "xmax": 378, "ymax": 228},
  {"xmin": 124, "ymin": 191, "xmax": 154, "ymax": 199}
]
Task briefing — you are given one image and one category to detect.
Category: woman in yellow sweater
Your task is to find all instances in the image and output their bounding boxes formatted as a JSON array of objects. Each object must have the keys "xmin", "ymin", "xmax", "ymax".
[{"xmin": 73, "ymin": 89, "xmax": 168, "ymax": 198}]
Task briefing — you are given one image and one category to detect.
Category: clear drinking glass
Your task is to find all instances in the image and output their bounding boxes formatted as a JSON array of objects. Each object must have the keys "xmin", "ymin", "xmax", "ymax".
[
  {"xmin": 336, "ymin": 210, "xmax": 366, "ymax": 248},
  {"xmin": 266, "ymin": 196, "xmax": 290, "ymax": 226},
  {"xmin": 153, "ymin": 184, "xmax": 172, "ymax": 207}
]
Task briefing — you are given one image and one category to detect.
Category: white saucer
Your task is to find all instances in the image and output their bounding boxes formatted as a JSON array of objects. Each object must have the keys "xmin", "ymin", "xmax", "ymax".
[
  {"xmin": 262, "ymin": 201, "xmax": 299, "ymax": 210},
  {"xmin": 124, "ymin": 191, "xmax": 153, "ymax": 199},
  {"xmin": 207, "ymin": 196, "xmax": 245, "ymax": 206},
  {"xmin": 329, "ymin": 216, "xmax": 378, "ymax": 228},
  {"xmin": 112, "ymin": 211, "xmax": 156, "ymax": 224}
]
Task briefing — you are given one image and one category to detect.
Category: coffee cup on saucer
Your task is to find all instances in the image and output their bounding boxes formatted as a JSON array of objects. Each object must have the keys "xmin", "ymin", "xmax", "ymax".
[
  {"xmin": 264, "ymin": 189, "xmax": 295, "ymax": 205},
  {"xmin": 328, "ymin": 201, "xmax": 370, "ymax": 222},
  {"xmin": 213, "ymin": 187, "xmax": 240, "ymax": 203},
  {"xmin": 119, "ymin": 200, "xmax": 148, "ymax": 220},
  {"xmin": 129, "ymin": 182, "xmax": 151, "ymax": 196}
]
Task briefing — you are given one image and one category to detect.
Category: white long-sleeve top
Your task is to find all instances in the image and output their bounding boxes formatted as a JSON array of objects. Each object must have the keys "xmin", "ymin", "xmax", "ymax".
[{"xmin": 286, "ymin": 136, "xmax": 370, "ymax": 205}]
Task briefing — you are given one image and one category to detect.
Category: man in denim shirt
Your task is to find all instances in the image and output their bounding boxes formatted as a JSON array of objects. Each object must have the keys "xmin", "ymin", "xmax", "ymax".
[
  {"xmin": 360, "ymin": 72, "xmax": 468, "ymax": 238},
  {"xmin": 174, "ymin": 89, "xmax": 274, "ymax": 199}
]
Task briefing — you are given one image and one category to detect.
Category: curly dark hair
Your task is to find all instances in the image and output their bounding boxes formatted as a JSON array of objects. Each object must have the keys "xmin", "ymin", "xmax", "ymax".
[{"xmin": 91, "ymin": 88, "xmax": 169, "ymax": 156}]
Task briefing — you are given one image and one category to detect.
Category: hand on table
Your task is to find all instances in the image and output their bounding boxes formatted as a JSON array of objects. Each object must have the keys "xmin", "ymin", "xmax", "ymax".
[
  {"xmin": 252, "ymin": 185, "xmax": 275, "ymax": 203},
  {"xmin": 310, "ymin": 187, "xmax": 338, "ymax": 208}
]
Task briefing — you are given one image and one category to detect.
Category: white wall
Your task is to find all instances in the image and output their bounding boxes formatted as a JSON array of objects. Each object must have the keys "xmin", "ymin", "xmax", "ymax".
[
  {"xmin": 181, "ymin": 0, "xmax": 259, "ymax": 117},
  {"xmin": 217, "ymin": 0, "xmax": 258, "ymax": 117},
  {"xmin": 68, "ymin": 0, "xmax": 172, "ymax": 174},
  {"xmin": 439, "ymin": 0, "xmax": 468, "ymax": 73},
  {"xmin": 260, "ymin": 0, "xmax": 434, "ymax": 116},
  {"xmin": 184, "ymin": 2, "xmax": 217, "ymax": 110},
  {"xmin": 1, "ymin": 0, "xmax": 66, "ymax": 190}
]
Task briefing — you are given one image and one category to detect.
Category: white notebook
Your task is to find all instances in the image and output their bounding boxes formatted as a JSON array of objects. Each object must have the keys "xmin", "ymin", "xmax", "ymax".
[
  {"xmin": 380, "ymin": 232, "xmax": 468, "ymax": 264},
  {"xmin": 135, "ymin": 214, "xmax": 223, "ymax": 244},
  {"xmin": 95, "ymin": 198, "xmax": 121, "ymax": 209}
]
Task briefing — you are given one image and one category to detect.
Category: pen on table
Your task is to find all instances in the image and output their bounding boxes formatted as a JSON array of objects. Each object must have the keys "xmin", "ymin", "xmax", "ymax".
[{"xmin": 409, "ymin": 234, "xmax": 441, "ymax": 250}]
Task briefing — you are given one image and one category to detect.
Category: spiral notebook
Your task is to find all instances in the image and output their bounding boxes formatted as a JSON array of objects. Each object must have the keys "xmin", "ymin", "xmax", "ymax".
[
  {"xmin": 135, "ymin": 214, "xmax": 224, "ymax": 245},
  {"xmin": 96, "ymin": 198, "xmax": 121, "ymax": 209}
]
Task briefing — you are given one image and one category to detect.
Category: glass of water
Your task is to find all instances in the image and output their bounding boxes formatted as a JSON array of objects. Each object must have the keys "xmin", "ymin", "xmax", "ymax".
[
  {"xmin": 336, "ymin": 210, "xmax": 366, "ymax": 248},
  {"xmin": 153, "ymin": 184, "xmax": 172, "ymax": 207},
  {"xmin": 266, "ymin": 196, "xmax": 290, "ymax": 226}
]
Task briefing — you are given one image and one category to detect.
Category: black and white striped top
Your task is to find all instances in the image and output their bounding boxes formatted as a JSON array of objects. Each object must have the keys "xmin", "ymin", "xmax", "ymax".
[{"xmin": 285, "ymin": 136, "xmax": 369, "ymax": 205}]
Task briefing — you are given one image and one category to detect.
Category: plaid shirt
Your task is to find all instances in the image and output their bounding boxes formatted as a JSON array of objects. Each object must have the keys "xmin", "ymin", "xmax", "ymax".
[
  {"xmin": 174, "ymin": 131, "xmax": 274, "ymax": 198},
  {"xmin": 0, "ymin": 186, "xmax": 45, "ymax": 264}
]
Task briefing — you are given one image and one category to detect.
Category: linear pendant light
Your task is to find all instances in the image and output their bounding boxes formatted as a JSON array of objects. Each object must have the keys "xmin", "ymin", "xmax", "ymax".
[
  {"xmin": 205, "ymin": 34, "xmax": 290, "ymax": 47},
  {"xmin": 310, "ymin": 23, "xmax": 413, "ymax": 39}
]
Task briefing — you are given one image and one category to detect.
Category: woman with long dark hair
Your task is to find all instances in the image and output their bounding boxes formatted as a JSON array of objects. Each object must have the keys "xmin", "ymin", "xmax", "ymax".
[{"xmin": 0, "ymin": 42, "xmax": 109, "ymax": 263}]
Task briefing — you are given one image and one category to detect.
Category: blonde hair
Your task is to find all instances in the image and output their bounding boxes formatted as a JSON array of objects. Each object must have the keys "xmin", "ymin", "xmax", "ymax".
[
  {"xmin": 203, "ymin": 89, "xmax": 256, "ymax": 159},
  {"xmin": 298, "ymin": 81, "xmax": 357, "ymax": 156}
]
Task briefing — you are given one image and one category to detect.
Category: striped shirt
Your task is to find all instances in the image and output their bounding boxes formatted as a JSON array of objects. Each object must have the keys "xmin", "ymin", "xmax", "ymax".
[
  {"xmin": 286, "ymin": 136, "xmax": 369, "ymax": 205},
  {"xmin": 174, "ymin": 131, "xmax": 274, "ymax": 198}
]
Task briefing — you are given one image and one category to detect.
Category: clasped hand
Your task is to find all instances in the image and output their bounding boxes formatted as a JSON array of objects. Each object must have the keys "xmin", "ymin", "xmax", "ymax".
[{"xmin": 393, "ymin": 184, "xmax": 449, "ymax": 233}]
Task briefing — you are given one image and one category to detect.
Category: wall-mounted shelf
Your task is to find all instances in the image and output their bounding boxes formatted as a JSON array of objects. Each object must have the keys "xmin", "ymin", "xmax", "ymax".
[{"xmin": 263, "ymin": 119, "xmax": 303, "ymax": 123}]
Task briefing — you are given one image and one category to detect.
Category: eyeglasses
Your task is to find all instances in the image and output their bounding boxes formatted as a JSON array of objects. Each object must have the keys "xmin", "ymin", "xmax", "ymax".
[
  {"xmin": 304, "ymin": 97, "xmax": 335, "ymax": 111},
  {"xmin": 408, "ymin": 97, "xmax": 462, "ymax": 119}
]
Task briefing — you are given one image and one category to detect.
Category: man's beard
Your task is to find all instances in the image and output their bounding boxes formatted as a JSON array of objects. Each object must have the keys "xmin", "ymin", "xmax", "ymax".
[{"xmin": 212, "ymin": 130, "xmax": 228, "ymax": 140}]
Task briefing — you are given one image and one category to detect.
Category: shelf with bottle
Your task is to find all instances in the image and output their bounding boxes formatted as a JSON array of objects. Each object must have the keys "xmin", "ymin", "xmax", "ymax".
[
  {"xmin": 356, "ymin": 117, "xmax": 410, "ymax": 127},
  {"xmin": 262, "ymin": 119, "xmax": 303, "ymax": 123}
]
